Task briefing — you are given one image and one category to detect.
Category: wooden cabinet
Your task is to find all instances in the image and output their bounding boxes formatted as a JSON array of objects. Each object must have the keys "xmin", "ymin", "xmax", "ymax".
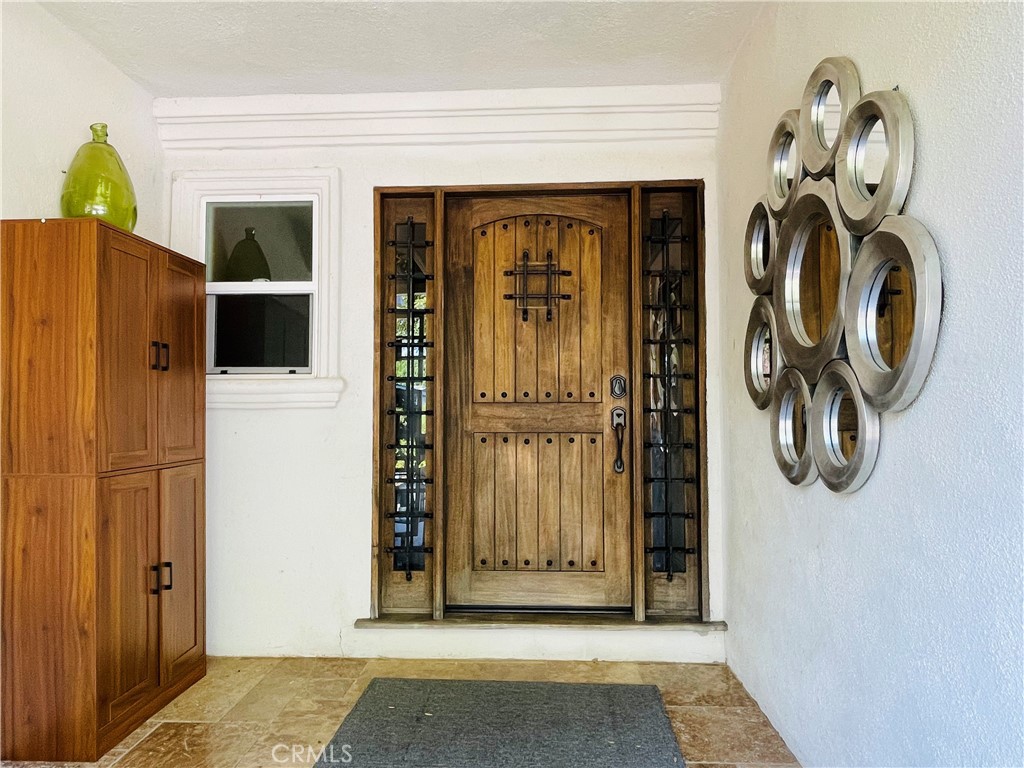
[{"xmin": 1, "ymin": 219, "xmax": 207, "ymax": 762}]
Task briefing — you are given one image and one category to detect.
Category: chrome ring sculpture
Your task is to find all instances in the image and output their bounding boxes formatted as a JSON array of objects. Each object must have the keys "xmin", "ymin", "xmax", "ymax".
[
  {"xmin": 770, "ymin": 367, "xmax": 818, "ymax": 486},
  {"xmin": 835, "ymin": 89, "xmax": 915, "ymax": 235},
  {"xmin": 810, "ymin": 360, "xmax": 880, "ymax": 493},
  {"xmin": 799, "ymin": 57, "xmax": 862, "ymax": 179},
  {"xmin": 743, "ymin": 57, "xmax": 941, "ymax": 492},
  {"xmin": 744, "ymin": 296, "xmax": 783, "ymax": 410},
  {"xmin": 765, "ymin": 109, "xmax": 803, "ymax": 220},
  {"xmin": 744, "ymin": 197, "xmax": 777, "ymax": 295},
  {"xmin": 773, "ymin": 177, "xmax": 855, "ymax": 383},
  {"xmin": 845, "ymin": 215, "xmax": 942, "ymax": 411}
]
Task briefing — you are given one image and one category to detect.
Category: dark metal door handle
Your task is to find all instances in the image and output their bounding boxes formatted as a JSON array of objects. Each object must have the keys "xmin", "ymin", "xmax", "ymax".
[
  {"xmin": 611, "ymin": 407, "xmax": 626, "ymax": 474},
  {"xmin": 150, "ymin": 341, "xmax": 161, "ymax": 371},
  {"xmin": 150, "ymin": 564, "xmax": 161, "ymax": 595},
  {"xmin": 162, "ymin": 561, "xmax": 173, "ymax": 591},
  {"xmin": 160, "ymin": 343, "xmax": 170, "ymax": 371}
]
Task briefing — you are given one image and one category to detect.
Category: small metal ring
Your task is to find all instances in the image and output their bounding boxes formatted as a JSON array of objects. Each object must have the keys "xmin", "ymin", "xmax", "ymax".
[
  {"xmin": 765, "ymin": 109, "xmax": 803, "ymax": 220},
  {"xmin": 744, "ymin": 197, "xmax": 777, "ymax": 295},
  {"xmin": 773, "ymin": 177, "xmax": 856, "ymax": 383},
  {"xmin": 845, "ymin": 215, "xmax": 942, "ymax": 411},
  {"xmin": 769, "ymin": 368, "xmax": 818, "ymax": 486},
  {"xmin": 836, "ymin": 90, "xmax": 915, "ymax": 235},
  {"xmin": 744, "ymin": 296, "xmax": 783, "ymax": 410},
  {"xmin": 799, "ymin": 57, "xmax": 862, "ymax": 178},
  {"xmin": 810, "ymin": 360, "xmax": 880, "ymax": 493}
]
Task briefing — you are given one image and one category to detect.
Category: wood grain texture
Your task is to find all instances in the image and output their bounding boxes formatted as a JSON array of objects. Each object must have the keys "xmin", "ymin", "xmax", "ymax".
[
  {"xmin": 158, "ymin": 252, "xmax": 205, "ymax": 464},
  {"xmin": 537, "ymin": 434, "xmax": 561, "ymax": 571},
  {"xmin": 514, "ymin": 217, "xmax": 538, "ymax": 403},
  {"xmin": 559, "ymin": 433, "xmax": 583, "ymax": 571},
  {"xmin": 444, "ymin": 195, "xmax": 631, "ymax": 608},
  {"xmin": 159, "ymin": 463, "xmax": 206, "ymax": 685},
  {"xmin": 557, "ymin": 219, "xmax": 582, "ymax": 402},
  {"xmin": 515, "ymin": 433, "xmax": 539, "ymax": 570},
  {"xmin": 472, "ymin": 434, "xmax": 495, "ymax": 570},
  {"xmin": 96, "ymin": 471, "xmax": 161, "ymax": 729},
  {"xmin": 1, "ymin": 476, "xmax": 99, "ymax": 761},
  {"xmin": 472, "ymin": 226, "xmax": 495, "ymax": 402},
  {"xmin": 97, "ymin": 229, "xmax": 159, "ymax": 472},
  {"xmin": 1, "ymin": 219, "xmax": 98, "ymax": 475},
  {"xmin": 2, "ymin": 218, "xmax": 207, "ymax": 762}
]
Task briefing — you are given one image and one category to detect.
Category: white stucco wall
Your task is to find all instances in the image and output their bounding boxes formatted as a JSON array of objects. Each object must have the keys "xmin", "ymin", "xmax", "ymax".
[
  {"xmin": 0, "ymin": 3, "xmax": 164, "ymax": 240},
  {"xmin": 157, "ymin": 87, "xmax": 728, "ymax": 661},
  {"xmin": 717, "ymin": 3, "xmax": 1023, "ymax": 766}
]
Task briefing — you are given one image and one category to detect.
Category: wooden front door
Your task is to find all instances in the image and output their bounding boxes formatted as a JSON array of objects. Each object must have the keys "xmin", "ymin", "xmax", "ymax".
[{"xmin": 444, "ymin": 194, "xmax": 632, "ymax": 609}]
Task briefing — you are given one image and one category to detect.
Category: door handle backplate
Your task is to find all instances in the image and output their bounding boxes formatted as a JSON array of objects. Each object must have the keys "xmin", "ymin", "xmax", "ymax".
[{"xmin": 611, "ymin": 406, "xmax": 626, "ymax": 474}]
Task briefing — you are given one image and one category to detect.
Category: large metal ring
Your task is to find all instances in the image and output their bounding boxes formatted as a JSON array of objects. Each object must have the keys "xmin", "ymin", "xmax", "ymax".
[
  {"xmin": 773, "ymin": 177, "xmax": 856, "ymax": 383},
  {"xmin": 744, "ymin": 296, "xmax": 783, "ymax": 410},
  {"xmin": 744, "ymin": 197, "xmax": 778, "ymax": 295},
  {"xmin": 845, "ymin": 215, "xmax": 942, "ymax": 411},
  {"xmin": 770, "ymin": 367, "xmax": 818, "ymax": 486},
  {"xmin": 799, "ymin": 57, "xmax": 862, "ymax": 179},
  {"xmin": 835, "ymin": 89, "xmax": 914, "ymax": 235},
  {"xmin": 810, "ymin": 360, "xmax": 880, "ymax": 493},
  {"xmin": 765, "ymin": 109, "xmax": 803, "ymax": 220}
]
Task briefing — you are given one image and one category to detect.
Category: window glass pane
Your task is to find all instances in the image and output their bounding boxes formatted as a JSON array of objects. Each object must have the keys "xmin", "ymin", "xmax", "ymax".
[
  {"xmin": 206, "ymin": 201, "xmax": 313, "ymax": 282},
  {"xmin": 212, "ymin": 294, "xmax": 311, "ymax": 370}
]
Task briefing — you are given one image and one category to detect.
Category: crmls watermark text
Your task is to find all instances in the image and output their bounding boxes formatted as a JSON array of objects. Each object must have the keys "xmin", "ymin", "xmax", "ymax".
[{"xmin": 272, "ymin": 743, "xmax": 353, "ymax": 764}]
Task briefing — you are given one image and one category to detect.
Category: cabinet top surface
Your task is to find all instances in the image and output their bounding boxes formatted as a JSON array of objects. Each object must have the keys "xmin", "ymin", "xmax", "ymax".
[{"xmin": 2, "ymin": 218, "xmax": 199, "ymax": 267}]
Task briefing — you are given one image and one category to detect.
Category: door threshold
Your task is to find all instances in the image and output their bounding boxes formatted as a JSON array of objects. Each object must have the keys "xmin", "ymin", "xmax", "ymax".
[{"xmin": 356, "ymin": 613, "xmax": 725, "ymax": 632}]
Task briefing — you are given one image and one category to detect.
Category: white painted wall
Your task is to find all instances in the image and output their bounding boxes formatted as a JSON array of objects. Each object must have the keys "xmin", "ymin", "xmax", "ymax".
[
  {"xmin": 158, "ymin": 86, "xmax": 728, "ymax": 662},
  {"xmin": 717, "ymin": 3, "xmax": 1023, "ymax": 765},
  {"xmin": 0, "ymin": 3, "xmax": 163, "ymax": 240}
]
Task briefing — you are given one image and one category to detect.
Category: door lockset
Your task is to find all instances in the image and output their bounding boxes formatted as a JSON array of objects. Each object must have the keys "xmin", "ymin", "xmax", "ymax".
[
  {"xmin": 610, "ymin": 374, "xmax": 627, "ymax": 399},
  {"xmin": 611, "ymin": 407, "xmax": 626, "ymax": 474}
]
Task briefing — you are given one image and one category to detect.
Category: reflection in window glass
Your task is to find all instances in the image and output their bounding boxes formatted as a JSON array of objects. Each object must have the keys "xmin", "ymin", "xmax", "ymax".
[
  {"xmin": 212, "ymin": 294, "xmax": 311, "ymax": 371},
  {"xmin": 206, "ymin": 201, "xmax": 313, "ymax": 282}
]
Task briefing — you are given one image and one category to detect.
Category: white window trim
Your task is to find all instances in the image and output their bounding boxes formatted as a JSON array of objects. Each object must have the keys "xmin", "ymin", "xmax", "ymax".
[{"xmin": 170, "ymin": 169, "xmax": 343, "ymax": 408}]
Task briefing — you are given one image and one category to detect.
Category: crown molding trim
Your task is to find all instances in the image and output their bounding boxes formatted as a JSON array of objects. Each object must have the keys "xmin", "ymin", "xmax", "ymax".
[{"xmin": 154, "ymin": 84, "xmax": 720, "ymax": 150}]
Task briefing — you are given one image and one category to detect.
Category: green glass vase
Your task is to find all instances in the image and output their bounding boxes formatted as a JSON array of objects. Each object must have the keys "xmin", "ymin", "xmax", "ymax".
[{"xmin": 60, "ymin": 123, "xmax": 138, "ymax": 232}]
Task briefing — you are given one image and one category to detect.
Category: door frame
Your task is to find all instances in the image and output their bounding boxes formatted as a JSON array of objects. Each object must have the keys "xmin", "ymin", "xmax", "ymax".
[{"xmin": 372, "ymin": 181, "xmax": 710, "ymax": 622}]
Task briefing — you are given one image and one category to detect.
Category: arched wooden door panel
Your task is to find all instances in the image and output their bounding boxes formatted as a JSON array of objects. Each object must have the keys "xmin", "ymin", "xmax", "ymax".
[{"xmin": 444, "ymin": 195, "xmax": 632, "ymax": 608}]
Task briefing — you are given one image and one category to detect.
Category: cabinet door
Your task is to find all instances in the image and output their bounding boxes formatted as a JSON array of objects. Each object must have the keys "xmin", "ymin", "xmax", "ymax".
[
  {"xmin": 158, "ymin": 252, "xmax": 205, "ymax": 464},
  {"xmin": 96, "ymin": 472, "xmax": 160, "ymax": 728},
  {"xmin": 159, "ymin": 463, "xmax": 205, "ymax": 684},
  {"xmin": 97, "ymin": 231, "xmax": 159, "ymax": 471}
]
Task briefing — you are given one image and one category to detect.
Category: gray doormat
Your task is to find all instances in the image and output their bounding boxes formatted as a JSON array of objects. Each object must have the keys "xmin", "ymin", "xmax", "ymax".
[{"xmin": 314, "ymin": 677, "xmax": 684, "ymax": 767}]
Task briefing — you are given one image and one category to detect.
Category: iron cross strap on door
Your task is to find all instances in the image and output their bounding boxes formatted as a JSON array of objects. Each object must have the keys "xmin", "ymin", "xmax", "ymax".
[{"xmin": 503, "ymin": 248, "xmax": 572, "ymax": 322}]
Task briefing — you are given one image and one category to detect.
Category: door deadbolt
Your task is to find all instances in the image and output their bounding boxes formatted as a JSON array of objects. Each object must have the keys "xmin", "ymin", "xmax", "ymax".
[{"xmin": 610, "ymin": 375, "xmax": 627, "ymax": 399}]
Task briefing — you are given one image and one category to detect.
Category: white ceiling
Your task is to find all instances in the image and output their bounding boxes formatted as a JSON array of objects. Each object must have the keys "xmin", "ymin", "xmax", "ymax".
[{"xmin": 41, "ymin": 1, "xmax": 763, "ymax": 98}]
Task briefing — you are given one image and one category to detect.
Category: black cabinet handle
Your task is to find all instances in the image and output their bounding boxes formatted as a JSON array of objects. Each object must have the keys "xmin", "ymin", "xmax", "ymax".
[
  {"xmin": 160, "ymin": 343, "xmax": 170, "ymax": 371},
  {"xmin": 162, "ymin": 561, "xmax": 173, "ymax": 591},
  {"xmin": 150, "ymin": 564, "xmax": 161, "ymax": 595},
  {"xmin": 150, "ymin": 341, "xmax": 161, "ymax": 371}
]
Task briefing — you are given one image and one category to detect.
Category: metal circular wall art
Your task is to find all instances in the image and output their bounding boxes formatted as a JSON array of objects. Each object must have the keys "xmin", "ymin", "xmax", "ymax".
[
  {"xmin": 810, "ymin": 361, "xmax": 880, "ymax": 493},
  {"xmin": 765, "ymin": 109, "xmax": 803, "ymax": 220},
  {"xmin": 770, "ymin": 367, "xmax": 818, "ymax": 486},
  {"xmin": 773, "ymin": 176, "xmax": 855, "ymax": 383},
  {"xmin": 799, "ymin": 57, "xmax": 862, "ymax": 179},
  {"xmin": 845, "ymin": 215, "xmax": 942, "ymax": 411},
  {"xmin": 744, "ymin": 296, "xmax": 783, "ymax": 410},
  {"xmin": 742, "ymin": 56, "xmax": 941, "ymax": 493},
  {"xmin": 835, "ymin": 89, "xmax": 915, "ymax": 235},
  {"xmin": 744, "ymin": 197, "xmax": 778, "ymax": 295}
]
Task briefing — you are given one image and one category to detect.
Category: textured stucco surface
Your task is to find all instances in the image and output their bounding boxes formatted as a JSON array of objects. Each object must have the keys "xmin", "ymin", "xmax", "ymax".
[
  {"xmin": 40, "ymin": 1, "xmax": 762, "ymax": 97},
  {"xmin": 0, "ymin": 2, "xmax": 164, "ymax": 240},
  {"xmin": 716, "ymin": 3, "xmax": 1023, "ymax": 766}
]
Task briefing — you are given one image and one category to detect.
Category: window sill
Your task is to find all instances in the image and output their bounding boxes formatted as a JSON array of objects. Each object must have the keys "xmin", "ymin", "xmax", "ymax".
[{"xmin": 206, "ymin": 376, "xmax": 346, "ymax": 409}]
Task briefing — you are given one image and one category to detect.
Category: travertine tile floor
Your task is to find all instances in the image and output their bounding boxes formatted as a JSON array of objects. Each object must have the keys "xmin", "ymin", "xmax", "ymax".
[{"xmin": 3, "ymin": 657, "xmax": 799, "ymax": 768}]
